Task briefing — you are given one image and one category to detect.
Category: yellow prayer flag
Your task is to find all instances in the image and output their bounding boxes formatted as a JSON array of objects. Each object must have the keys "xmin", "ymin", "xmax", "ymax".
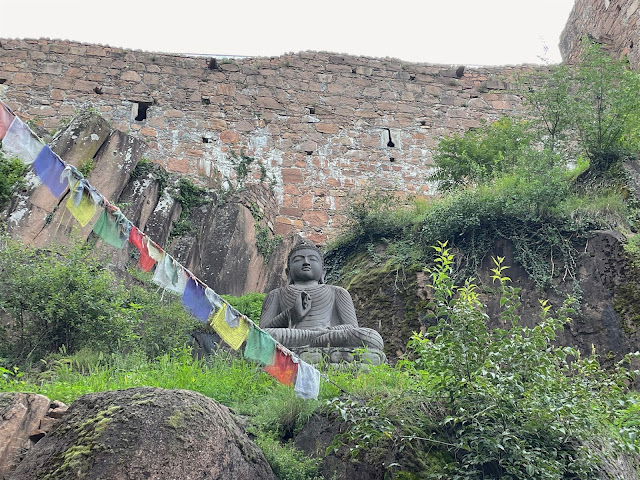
[
  {"xmin": 65, "ymin": 191, "xmax": 97, "ymax": 227},
  {"xmin": 210, "ymin": 304, "xmax": 250, "ymax": 350}
]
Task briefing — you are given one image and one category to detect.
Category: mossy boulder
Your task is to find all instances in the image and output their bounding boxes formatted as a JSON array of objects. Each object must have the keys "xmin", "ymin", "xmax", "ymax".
[{"xmin": 9, "ymin": 387, "xmax": 276, "ymax": 480}]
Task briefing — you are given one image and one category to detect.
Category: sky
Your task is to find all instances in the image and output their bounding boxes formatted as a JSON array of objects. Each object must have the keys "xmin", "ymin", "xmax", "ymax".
[{"xmin": 1, "ymin": 0, "xmax": 576, "ymax": 66}]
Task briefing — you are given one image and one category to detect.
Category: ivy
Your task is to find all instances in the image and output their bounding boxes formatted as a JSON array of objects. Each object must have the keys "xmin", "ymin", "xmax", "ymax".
[
  {"xmin": 255, "ymin": 225, "xmax": 282, "ymax": 264},
  {"xmin": 169, "ymin": 178, "xmax": 209, "ymax": 240}
]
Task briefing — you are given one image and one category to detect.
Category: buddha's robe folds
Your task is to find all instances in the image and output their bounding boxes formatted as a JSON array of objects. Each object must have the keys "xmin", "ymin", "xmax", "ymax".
[{"xmin": 259, "ymin": 284, "xmax": 384, "ymax": 350}]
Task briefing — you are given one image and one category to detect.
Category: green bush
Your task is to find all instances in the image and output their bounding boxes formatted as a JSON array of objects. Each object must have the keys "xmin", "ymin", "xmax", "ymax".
[
  {"xmin": 0, "ymin": 236, "xmax": 200, "ymax": 366},
  {"xmin": 519, "ymin": 39, "xmax": 640, "ymax": 174},
  {"xmin": 255, "ymin": 433, "xmax": 321, "ymax": 480},
  {"xmin": 327, "ymin": 245, "xmax": 639, "ymax": 479},
  {"xmin": 0, "ymin": 150, "xmax": 28, "ymax": 210},
  {"xmin": 429, "ymin": 117, "xmax": 534, "ymax": 192},
  {"xmin": 0, "ymin": 237, "xmax": 136, "ymax": 364},
  {"xmin": 222, "ymin": 292, "xmax": 266, "ymax": 323}
]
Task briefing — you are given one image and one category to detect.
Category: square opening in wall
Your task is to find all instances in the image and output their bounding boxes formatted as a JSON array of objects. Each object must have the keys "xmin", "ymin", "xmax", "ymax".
[{"xmin": 131, "ymin": 101, "xmax": 152, "ymax": 122}]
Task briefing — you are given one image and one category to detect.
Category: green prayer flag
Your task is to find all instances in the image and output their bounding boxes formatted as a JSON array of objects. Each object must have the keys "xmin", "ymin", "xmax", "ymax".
[
  {"xmin": 244, "ymin": 327, "xmax": 276, "ymax": 366},
  {"xmin": 93, "ymin": 209, "xmax": 127, "ymax": 249}
]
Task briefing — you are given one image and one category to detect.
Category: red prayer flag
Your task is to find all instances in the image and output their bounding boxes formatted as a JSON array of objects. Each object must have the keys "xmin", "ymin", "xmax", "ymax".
[
  {"xmin": 264, "ymin": 347, "xmax": 299, "ymax": 386},
  {"xmin": 129, "ymin": 226, "xmax": 156, "ymax": 272},
  {"xmin": 0, "ymin": 103, "xmax": 15, "ymax": 140}
]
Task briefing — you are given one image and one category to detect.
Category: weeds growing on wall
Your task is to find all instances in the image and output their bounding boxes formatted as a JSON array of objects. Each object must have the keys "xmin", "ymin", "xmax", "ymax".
[
  {"xmin": 168, "ymin": 177, "xmax": 209, "ymax": 239},
  {"xmin": 222, "ymin": 151, "xmax": 276, "ymax": 198}
]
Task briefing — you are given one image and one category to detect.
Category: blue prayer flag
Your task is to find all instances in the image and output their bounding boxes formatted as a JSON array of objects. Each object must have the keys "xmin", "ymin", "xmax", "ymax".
[
  {"xmin": 182, "ymin": 277, "xmax": 213, "ymax": 322},
  {"xmin": 32, "ymin": 146, "xmax": 67, "ymax": 198}
]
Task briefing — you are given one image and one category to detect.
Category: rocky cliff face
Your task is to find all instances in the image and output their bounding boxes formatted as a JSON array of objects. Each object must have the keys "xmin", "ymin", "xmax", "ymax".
[
  {"xmin": 2, "ymin": 111, "xmax": 290, "ymax": 295},
  {"xmin": 341, "ymin": 228, "xmax": 640, "ymax": 365}
]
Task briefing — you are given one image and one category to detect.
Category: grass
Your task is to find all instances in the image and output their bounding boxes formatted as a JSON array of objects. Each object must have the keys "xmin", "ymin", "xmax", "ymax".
[{"xmin": 0, "ymin": 345, "xmax": 412, "ymax": 479}]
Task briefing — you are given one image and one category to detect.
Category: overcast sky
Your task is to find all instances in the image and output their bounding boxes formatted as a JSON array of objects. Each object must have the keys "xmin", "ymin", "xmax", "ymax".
[{"xmin": 1, "ymin": 0, "xmax": 576, "ymax": 66}]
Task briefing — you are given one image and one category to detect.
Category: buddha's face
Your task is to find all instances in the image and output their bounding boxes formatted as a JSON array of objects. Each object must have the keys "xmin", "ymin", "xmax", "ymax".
[{"xmin": 288, "ymin": 248, "xmax": 323, "ymax": 284}]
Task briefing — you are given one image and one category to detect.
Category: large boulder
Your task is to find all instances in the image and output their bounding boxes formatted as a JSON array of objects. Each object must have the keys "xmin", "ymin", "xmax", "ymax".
[{"xmin": 9, "ymin": 387, "xmax": 276, "ymax": 480}]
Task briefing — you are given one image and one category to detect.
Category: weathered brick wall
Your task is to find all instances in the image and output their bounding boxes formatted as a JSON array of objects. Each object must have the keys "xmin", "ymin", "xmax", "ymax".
[
  {"xmin": 0, "ymin": 38, "xmax": 536, "ymax": 243},
  {"xmin": 560, "ymin": 0, "xmax": 640, "ymax": 66}
]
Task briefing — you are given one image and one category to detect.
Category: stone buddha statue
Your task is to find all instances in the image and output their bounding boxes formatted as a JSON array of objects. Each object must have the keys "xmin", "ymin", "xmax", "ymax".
[{"xmin": 260, "ymin": 240, "xmax": 385, "ymax": 360}]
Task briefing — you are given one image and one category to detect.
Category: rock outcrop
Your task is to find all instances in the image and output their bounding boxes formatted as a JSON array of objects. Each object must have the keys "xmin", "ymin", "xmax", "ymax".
[
  {"xmin": 341, "ymin": 229, "xmax": 640, "ymax": 364},
  {"xmin": 9, "ymin": 387, "xmax": 276, "ymax": 480},
  {"xmin": 2, "ymin": 111, "xmax": 289, "ymax": 296},
  {"xmin": 0, "ymin": 393, "xmax": 67, "ymax": 479}
]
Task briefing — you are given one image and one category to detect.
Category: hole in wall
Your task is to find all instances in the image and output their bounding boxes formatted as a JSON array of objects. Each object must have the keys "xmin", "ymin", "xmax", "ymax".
[
  {"xmin": 94, "ymin": 86, "xmax": 103, "ymax": 95},
  {"xmin": 202, "ymin": 137, "xmax": 213, "ymax": 143},
  {"xmin": 389, "ymin": 157, "xmax": 395, "ymax": 162},
  {"xmin": 308, "ymin": 106, "xmax": 315, "ymax": 114},
  {"xmin": 385, "ymin": 128, "xmax": 395, "ymax": 148},
  {"xmin": 352, "ymin": 67, "xmax": 357, "ymax": 73},
  {"xmin": 456, "ymin": 65, "xmax": 465, "ymax": 78},
  {"xmin": 409, "ymin": 74, "xmax": 416, "ymax": 81},
  {"xmin": 0, "ymin": 79, "xmax": 6, "ymax": 85},
  {"xmin": 131, "ymin": 101, "xmax": 152, "ymax": 121},
  {"xmin": 631, "ymin": 41, "xmax": 634, "ymax": 49},
  {"xmin": 208, "ymin": 58, "xmax": 217, "ymax": 70},
  {"xmin": 305, "ymin": 150, "xmax": 313, "ymax": 155},
  {"xmin": 202, "ymin": 97, "xmax": 211, "ymax": 105}
]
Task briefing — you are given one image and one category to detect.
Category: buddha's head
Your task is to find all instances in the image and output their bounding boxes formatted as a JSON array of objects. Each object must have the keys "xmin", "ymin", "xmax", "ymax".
[{"xmin": 287, "ymin": 239, "xmax": 324, "ymax": 285}]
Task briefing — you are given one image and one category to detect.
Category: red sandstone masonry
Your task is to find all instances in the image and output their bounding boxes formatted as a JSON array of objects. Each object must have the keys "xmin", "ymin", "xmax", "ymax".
[
  {"xmin": 0, "ymin": 38, "xmax": 541, "ymax": 241},
  {"xmin": 560, "ymin": 0, "xmax": 640, "ymax": 67}
]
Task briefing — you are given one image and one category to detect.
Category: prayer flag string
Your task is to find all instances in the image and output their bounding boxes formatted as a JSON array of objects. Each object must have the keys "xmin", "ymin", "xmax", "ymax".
[{"xmin": 0, "ymin": 101, "xmax": 321, "ymax": 399}]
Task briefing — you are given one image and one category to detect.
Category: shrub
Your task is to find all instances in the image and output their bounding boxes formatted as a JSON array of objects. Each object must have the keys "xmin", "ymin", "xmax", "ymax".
[
  {"xmin": 0, "ymin": 150, "xmax": 28, "ymax": 210},
  {"xmin": 328, "ymin": 245, "xmax": 639, "ymax": 479},
  {"xmin": 0, "ymin": 236, "xmax": 200, "ymax": 366},
  {"xmin": 222, "ymin": 292, "xmax": 266, "ymax": 323},
  {"xmin": 429, "ymin": 117, "xmax": 534, "ymax": 192},
  {"xmin": 519, "ymin": 39, "xmax": 640, "ymax": 174}
]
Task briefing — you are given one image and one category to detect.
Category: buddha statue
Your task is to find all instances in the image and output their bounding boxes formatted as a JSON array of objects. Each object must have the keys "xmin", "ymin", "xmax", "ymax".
[{"xmin": 260, "ymin": 240, "xmax": 384, "ymax": 356}]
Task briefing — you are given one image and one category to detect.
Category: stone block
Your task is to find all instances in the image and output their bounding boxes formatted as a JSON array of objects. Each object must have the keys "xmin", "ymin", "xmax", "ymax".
[
  {"xmin": 316, "ymin": 123, "xmax": 340, "ymax": 134},
  {"xmin": 73, "ymin": 80, "xmax": 96, "ymax": 92},
  {"xmin": 10, "ymin": 72, "xmax": 33, "ymax": 85},
  {"xmin": 281, "ymin": 168, "xmax": 304, "ymax": 183},
  {"xmin": 164, "ymin": 109, "xmax": 185, "ymax": 118},
  {"xmin": 217, "ymin": 83, "xmax": 236, "ymax": 95},
  {"xmin": 235, "ymin": 120, "xmax": 254, "ymax": 132},
  {"xmin": 86, "ymin": 46, "xmax": 108, "ymax": 56},
  {"xmin": 257, "ymin": 96, "xmax": 284, "ymax": 110},
  {"xmin": 220, "ymin": 130, "xmax": 239, "ymax": 143},
  {"xmin": 42, "ymin": 63, "xmax": 62, "ymax": 75},
  {"xmin": 121, "ymin": 70, "xmax": 142, "ymax": 82},
  {"xmin": 168, "ymin": 157, "xmax": 190, "ymax": 173}
]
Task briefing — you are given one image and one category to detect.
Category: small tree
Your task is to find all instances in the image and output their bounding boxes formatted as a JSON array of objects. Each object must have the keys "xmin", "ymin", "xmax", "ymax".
[
  {"xmin": 519, "ymin": 39, "xmax": 640, "ymax": 173},
  {"xmin": 429, "ymin": 117, "xmax": 534, "ymax": 192}
]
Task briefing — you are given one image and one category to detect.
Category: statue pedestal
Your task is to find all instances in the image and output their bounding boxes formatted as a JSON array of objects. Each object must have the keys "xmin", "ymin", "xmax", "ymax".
[{"xmin": 292, "ymin": 346, "xmax": 386, "ymax": 367}]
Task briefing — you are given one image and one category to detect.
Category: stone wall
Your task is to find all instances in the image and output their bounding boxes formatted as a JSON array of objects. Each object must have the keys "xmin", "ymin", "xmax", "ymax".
[
  {"xmin": 560, "ymin": 0, "xmax": 640, "ymax": 67},
  {"xmin": 0, "ymin": 38, "xmax": 535, "ymax": 243}
]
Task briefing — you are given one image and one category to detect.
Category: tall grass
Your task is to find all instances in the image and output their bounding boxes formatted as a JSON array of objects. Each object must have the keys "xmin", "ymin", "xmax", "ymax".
[{"xmin": 0, "ymin": 347, "xmax": 275, "ymax": 409}]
